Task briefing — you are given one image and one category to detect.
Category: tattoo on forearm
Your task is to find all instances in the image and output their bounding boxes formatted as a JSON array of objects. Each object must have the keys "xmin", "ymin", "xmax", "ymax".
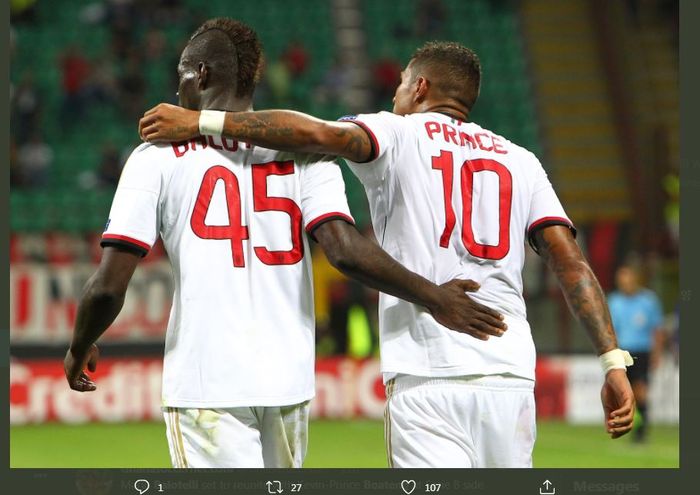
[
  {"xmin": 228, "ymin": 113, "xmax": 295, "ymax": 140},
  {"xmin": 537, "ymin": 231, "xmax": 617, "ymax": 353},
  {"xmin": 332, "ymin": 127, "xmax": 370, "ymax": 160},
  {"xmin": 564, "ymin": 276, "xmax": 616, "ymax": 352},
  {"xmin": 224, "ymin": 111, "xmax": 370, "ymax": 160}
]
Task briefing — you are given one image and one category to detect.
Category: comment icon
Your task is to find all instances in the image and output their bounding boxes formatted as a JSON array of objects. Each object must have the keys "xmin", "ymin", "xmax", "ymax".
[{"xmin": 134, "ymin": 479, "xmax": 151, "ymax": 494}]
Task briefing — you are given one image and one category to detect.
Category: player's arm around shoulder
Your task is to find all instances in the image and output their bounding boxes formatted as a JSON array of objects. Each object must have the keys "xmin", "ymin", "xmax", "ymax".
[
  {"xmin": 139, "ymin": 103, "xmax": 375, "ymax": 163},
  {"xmin": 533, "ymin": 226, "xmax": 635, "ymax": 438}
]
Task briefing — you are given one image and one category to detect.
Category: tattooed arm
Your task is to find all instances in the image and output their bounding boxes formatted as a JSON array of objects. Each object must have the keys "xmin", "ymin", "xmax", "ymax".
[
  {"xmin": 138, "ymin": 104, "xmax": 373, "ymax": 163},
  {"xmin": 533, "ymin": 225, "xmax": 617, "ymax": 354},
  {"xmin": 533, "ymin": 225, "xmax": 635, "ymax": 439}
]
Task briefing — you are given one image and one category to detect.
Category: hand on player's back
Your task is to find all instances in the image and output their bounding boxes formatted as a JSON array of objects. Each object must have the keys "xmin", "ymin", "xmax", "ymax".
[
  {"xmin": 429, "ymin": 280, "xmax": 507, "ymax": 341},
  {"xmin": 601, "ymin": 368, "xmax": 635, "ymax": 439},
  {"xmin": 139, "ymin": 103, "xmax": 200, "ymax": 142}
]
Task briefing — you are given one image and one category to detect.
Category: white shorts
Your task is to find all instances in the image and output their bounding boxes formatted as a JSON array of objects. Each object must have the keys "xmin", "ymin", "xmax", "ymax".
[
  {"xmin": 385, "ymin": 374, "xmax": 536, "ymax": 468},
  {"xmin": 163, "ymin": 401, "xmax": 310, "ymax": 468}
]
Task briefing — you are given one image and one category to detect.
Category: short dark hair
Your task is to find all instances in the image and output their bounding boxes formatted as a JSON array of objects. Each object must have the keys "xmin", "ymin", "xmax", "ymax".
[
  {"xmin": 189, "ymin": 17, "xmax": 262, "ymax": 98},
  {"xmin": 410, "ymin": 41, "xmax": 481, "ymax": 111}
]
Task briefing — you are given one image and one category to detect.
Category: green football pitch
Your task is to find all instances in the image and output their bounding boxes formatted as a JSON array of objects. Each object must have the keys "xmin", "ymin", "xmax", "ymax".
[{"xmin": 10, "ymin": 420, "xmax": 678, "ymax": 468}]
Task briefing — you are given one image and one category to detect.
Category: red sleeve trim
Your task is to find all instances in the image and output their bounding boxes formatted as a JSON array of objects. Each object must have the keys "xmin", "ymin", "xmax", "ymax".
[
  {"xmin": 305, "ymin": 212, "xmax": 355, "ymax": 237},
  {"xmin": 527, "ymin": 216, "xmax": 577, "ymax": 255},
  {"xmin": 101, "ymin": 234, "xmax": 151, "ymax": 252},
  {"xmin": 346, "ymin": 120, "xmax": 380, "ymax": 163},
  {"xmin": 527, "ymin": 216, "xmax": 574, "ymax": 234}
]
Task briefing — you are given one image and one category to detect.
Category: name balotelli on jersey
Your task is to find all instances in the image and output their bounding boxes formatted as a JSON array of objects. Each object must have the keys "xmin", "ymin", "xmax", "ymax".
[{"xmin": 102, "ymin": 137, "xmax": 354, "ymax": 407}]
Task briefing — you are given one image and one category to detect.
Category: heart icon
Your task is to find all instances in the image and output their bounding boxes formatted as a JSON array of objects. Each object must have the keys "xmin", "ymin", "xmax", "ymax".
[{"xmin": 401, "ymin": 479, "xmax": 416, "ymax": 495}]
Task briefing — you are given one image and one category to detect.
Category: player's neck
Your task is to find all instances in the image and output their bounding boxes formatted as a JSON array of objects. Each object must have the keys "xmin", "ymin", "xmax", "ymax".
[
  {"xmin": 420, "ymin": 102, "xmax": 469, "ymax": 122},
  {"xmin": 199, "ymin": 92, "xmax": 253, "ymax": 112}
]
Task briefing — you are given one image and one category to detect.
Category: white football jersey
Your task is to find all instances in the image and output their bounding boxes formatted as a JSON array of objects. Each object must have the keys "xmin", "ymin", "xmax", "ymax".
[
  {"xmin": 103, "ymin": 136, "xmax": 354, "ymax": 407},
  {"xmin": 344, "ymin": 112, "xmax": 574, "ymax": 381}
]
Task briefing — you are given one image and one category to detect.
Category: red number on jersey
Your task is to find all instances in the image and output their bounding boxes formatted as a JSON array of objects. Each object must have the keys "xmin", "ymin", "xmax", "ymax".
[
  {"xmin": 252, "ymin": 161, "xmax": 304, "ymax": 265},
  {"xmin": 461, "ymin": 159, "xmax": 512, "ymax": 259},
  {"xmin": 431, "ymin": 150, "xmax": 456, "ymax": 248},
  {"xmin": 432, "ymin": 154, "xmax": 513, "ymax": 260},
  {"xmin": 191, "ymin": 165, "xmax": 249, "ymax": 267},
  {"xmin": 191, "ymin": 162, "xmax": 304, "ymax": 267}
]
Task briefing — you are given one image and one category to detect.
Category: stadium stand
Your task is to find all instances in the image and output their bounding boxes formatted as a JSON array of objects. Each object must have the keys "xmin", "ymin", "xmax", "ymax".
[
  {"xmin": 364, "ymin": 0, "xmax": 542, "ymax": 155},
  {"xmin": 522, "ymin": 0, "xmax": 631, "ymax": 224},
  {"xmin": 10, "ymin": 0, "xmax": 338, "ymax": 232},
  {"xmin": 11, "ymin": 0, "xmax": 542, "ymax": 233}
]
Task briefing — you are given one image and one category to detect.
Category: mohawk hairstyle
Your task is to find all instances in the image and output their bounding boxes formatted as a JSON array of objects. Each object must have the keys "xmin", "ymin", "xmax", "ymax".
[
  {"xmin": 411, "ymin": 41, "xmax": 482, "ymax": 111},
  {"xmin": 189, "ymin": 17, "xmax": 263, "ymax": 98}
]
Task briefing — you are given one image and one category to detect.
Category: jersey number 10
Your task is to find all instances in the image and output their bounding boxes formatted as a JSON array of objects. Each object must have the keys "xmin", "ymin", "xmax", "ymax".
[
  {"xmin": 190, "ymin": 161, "xmax": 303, "ymax": 267},
  {"xmin": 432, "ymin": 150, "xmax": 512, "ymax": 260}
]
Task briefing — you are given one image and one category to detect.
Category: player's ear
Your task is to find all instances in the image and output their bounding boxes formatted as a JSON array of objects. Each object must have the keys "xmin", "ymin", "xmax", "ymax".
[
  {"xmin": 414, "ymin": 76, "xmax": 429, "ymax": 103},
  {"xmin": 197, "ymin": 62, "xmax": 209, "ymax": 90}
]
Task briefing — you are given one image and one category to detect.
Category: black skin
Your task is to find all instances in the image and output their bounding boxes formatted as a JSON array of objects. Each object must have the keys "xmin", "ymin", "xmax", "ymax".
[
  {"xmin": 138, "ymin": 56, "xmax": 635, "ymax": 438},
  {"xmin": 64, "ymin": 246, "xmax": 138, "ymax": 392},
  {"xmin": 66, "ymin": 31, "xmax": 508, "ymax": 392}
]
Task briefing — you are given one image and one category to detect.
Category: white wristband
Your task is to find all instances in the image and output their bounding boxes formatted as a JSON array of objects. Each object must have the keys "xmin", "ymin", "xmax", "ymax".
[
  {"xmin": 199, "ymin": 110, "xmax": 226, "ymax": 136},
  {"xmin": 599, "ymin": 349, "xmax": 634, "ymax": 374}
]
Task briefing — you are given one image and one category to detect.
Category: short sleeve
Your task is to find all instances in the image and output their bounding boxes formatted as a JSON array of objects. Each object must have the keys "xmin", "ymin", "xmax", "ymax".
[
  {"xmin": 299, "ymin": 157, "xmax": 355, "ymax": 241},
  {"xmin": 648, "ymin": 293, "xmax": 664, "ymax": 329},
  {"xmin": 526, "ymin": 155, "xmax": 576, "ymax": 253},
  {"xmin": 339, "ymin": 111, "xmax": 409, "ymax": 186},
  {"xmin": 101, "ymin": 144, "xmax": 161, "ymax": 256},
  {"xmin": 608, "ymin": 293, "xmax": 621, "ymax": 326}
]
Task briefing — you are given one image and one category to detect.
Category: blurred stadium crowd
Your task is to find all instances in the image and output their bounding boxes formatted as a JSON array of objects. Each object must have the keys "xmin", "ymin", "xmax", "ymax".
[{"xmin": 10, "ymin": 0, "xmax": 679, "ymax": 427}]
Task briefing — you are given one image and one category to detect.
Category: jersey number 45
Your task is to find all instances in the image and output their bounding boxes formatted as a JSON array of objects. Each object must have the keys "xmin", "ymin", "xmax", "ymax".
[{"xmin": 190, "ymin": 161, "xmax": 303, "ymax": 267}]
